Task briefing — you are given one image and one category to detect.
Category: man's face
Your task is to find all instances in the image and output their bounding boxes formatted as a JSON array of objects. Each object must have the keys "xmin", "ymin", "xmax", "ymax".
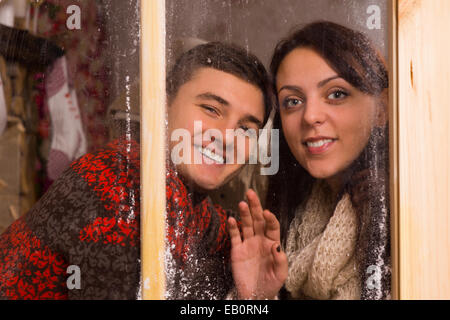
[{"xmin": 167, "ymin": 67, "xmax": 265, "ymax": 191}]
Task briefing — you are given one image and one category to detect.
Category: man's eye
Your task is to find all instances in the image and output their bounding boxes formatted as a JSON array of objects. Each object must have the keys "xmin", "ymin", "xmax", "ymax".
[
  {"xmin": 201, "ymin": 105, "xmax": 219, "ymax": 115},
  {"xmin": 282, "ymin": 98, "xmax": 303, "ymax": 109},
  {"xmin": 327, "ymin": 90, "xmax": 348, "ymax": 100}
]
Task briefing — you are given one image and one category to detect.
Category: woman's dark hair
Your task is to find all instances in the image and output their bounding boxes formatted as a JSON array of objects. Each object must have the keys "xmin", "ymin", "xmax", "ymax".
[
  {"xmin": 270, "ymin": 21, "xmax": 388, "ymax": 97},
  {"xmin": 266, "ymin": 21, "xmax": 390, "ymax": 300},
  {"xmin": 167, "ymin": 41, "xmax": 274, "ymax": 126}
]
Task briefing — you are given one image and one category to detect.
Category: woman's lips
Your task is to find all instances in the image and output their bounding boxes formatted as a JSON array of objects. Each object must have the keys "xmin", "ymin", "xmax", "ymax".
[{"xmin": 304, "ymin": 138, "xmax": 336, "ymax": 155}]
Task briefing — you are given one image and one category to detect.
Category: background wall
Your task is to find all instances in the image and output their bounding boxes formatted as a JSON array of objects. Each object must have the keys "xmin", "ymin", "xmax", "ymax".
[
  {"xmin": 166, "ymin": 0, "xmax": 388, "ymax": 67},
  {"xmin": 100, "ymin": 0, "xmax": 389, "ymax": 118}
]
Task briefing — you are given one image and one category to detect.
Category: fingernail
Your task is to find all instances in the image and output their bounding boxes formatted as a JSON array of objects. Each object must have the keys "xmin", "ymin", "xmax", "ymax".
[{"xmin": 277, "ymin": 246, "xmax": 281, "ymax": 252}]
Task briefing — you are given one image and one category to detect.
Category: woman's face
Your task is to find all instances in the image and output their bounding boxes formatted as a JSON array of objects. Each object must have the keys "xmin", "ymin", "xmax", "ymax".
[{"xmin": 276, "ymin": 48, "xmax": 383, "ymax": 191}]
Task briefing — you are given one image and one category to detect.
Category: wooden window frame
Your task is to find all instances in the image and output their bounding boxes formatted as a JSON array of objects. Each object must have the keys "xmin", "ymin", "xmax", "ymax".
[{"xmin": 140, "ymin": 0, "xmax": 450, "ymax": 300}]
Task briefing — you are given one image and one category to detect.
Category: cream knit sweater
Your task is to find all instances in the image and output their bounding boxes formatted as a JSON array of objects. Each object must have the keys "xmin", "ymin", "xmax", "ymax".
[{"xmin": 284, "ymin": 180, "xmax": 360, "ymax": 300}]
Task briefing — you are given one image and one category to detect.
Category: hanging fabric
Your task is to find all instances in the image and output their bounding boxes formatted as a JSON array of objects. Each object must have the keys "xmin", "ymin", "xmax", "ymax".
[{"xmin": 45, "ymin": 56, "xmax": 87, "ymax": 181}]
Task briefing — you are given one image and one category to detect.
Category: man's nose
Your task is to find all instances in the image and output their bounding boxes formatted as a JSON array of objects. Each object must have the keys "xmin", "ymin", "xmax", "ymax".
[{"xmin": 206, "ymin": 120, "xmax": 252, "ymax": 151}]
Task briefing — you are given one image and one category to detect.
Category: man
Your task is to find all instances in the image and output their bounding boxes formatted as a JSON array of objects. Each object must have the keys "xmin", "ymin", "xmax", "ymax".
[{"xmin": 0, "ymin": 42, "xmax": 273, "ymax": 299}]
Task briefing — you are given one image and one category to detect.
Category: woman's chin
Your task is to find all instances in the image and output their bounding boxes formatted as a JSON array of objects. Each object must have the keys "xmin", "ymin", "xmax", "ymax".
[
  {"xmin": 306, "ymin": 166, "xmax": 339, "ymax": 181},
  {"xmin": 306, "ymin": 164, "xmax": 354, "ymax": 194}
]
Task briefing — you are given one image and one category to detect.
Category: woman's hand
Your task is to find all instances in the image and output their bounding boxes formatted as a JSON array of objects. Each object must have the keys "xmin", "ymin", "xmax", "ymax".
[{"xmin": 228, "ymin": 189, "xmax": 288, "ymax": 300}]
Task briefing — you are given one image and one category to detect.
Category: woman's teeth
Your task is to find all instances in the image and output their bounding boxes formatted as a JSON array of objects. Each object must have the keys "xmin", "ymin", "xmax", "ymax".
[
  {"xmin": 197, "ymin": 146, "xmax": 225, "ymax": 164},
  {"xmin": 306, "ymin": 139, "xmax": 334, "ymax": 148}
]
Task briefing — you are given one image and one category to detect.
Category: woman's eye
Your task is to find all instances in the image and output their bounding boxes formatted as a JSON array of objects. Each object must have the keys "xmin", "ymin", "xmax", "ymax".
[
  {"xmin": 327, "ymin": 90, "xmax": 348, "ymax": 100},
  {"xmin": 282, "ymin": 98, "xmax": 303, "ymax": 109}
]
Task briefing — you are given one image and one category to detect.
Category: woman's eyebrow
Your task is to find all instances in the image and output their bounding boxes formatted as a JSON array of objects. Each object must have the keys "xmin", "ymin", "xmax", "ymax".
[
  {"xmin": 196, "ymin": 92, "xmax": 229, "ymax": 106},
  {"xmin": 278, "ymin": 85, "xmax": 303, "ymax": 95},
  {"xmin": 278, "ymin": 75, "xmax": 342, "ymax": 94},
  {"xmin": 317, "ymin": 75, "xmax": 341, "ymax": 88}
]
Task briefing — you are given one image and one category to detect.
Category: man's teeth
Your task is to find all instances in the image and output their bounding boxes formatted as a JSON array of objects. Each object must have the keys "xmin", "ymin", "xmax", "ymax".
[
  {"xmin": 306, "ymin": 139, "xmax": 333, "ymax": 148},
  {"xmin": 197, "ymin": 146, "xmax": 224, "ymax": 164}
]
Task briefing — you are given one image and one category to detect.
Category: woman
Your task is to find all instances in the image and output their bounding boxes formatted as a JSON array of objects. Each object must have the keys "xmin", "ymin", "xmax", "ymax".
[
  {"xmin": 228, "ymin": 21, "xmax": 390, "ymax": 300},
  {"xmin": 269, "ymin": 21, "xmax": 390, "ymax": 300}
]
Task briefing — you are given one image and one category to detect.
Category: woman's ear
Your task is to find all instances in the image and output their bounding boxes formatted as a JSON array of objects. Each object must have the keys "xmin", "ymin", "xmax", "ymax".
[{"xmin": 375, "ymin": 89, "xmax": 389, "ymax": 127}]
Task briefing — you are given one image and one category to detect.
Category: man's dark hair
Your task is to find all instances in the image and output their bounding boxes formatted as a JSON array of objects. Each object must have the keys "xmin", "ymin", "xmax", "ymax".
[{"xmin": 166, "ymin": 42, "xmax": 274, "ymax": 126}]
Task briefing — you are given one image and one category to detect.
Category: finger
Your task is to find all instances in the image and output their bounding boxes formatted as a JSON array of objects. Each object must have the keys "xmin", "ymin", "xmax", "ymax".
[
  {"xmin": 238, "ymin": 201, "xmax": 254, "ymax": 239},
  {"xmin": 263, "ymin": 210, "xmax": 280, "ymax": 242},
  {"xmin": 228, "ymin": 217, "xmax": 242, "ymax": 247},
  {"xmin": 246, "ymin": 189, "xmax": 265, "ymax": 236},
  {"xmin": 271, "ymin": 243, "xmax": 288, "ymax": 282}
]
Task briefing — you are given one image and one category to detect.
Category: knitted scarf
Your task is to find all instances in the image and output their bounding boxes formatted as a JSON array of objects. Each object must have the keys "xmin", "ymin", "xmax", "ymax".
[{"xmin": 284, "ymin": 180, "xmax": 360, "ymax": 300}]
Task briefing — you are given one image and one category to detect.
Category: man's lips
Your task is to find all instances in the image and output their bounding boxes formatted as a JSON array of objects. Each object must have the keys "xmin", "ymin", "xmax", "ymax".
[{"xmin": 195, "ymin": 145, "xmax": 225, "ymax": 164}]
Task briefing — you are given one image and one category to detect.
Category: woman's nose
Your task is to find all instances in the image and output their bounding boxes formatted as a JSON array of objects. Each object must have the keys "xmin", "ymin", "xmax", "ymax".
[{"xmin": 302, "ymin": 98, "xmax": 326, "ymax": 126}]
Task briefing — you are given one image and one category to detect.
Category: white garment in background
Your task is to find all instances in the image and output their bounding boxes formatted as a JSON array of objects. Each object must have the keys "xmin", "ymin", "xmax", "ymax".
[
  {"xmin": 46, "ymin": 56, "xmax": 87, "ymax": 180},
  {"xmin": 0, "ymin": 0, "xmax": 14, "ymax": 28}
]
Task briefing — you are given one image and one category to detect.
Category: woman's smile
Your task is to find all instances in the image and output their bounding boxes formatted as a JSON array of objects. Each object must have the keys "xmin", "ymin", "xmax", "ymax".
[{"xmin": 303, "ymin": 137, "xmax": 338, "ymax": 155}]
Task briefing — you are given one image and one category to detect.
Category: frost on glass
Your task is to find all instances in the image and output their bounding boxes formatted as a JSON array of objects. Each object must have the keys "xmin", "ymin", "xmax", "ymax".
[
  {"xmin": 165, "ymin": 0, "xmax": 390, "ymax": 300},
  {"xmin": 0, "ymin": 0, "xmax": 140, "ymax": 300}
]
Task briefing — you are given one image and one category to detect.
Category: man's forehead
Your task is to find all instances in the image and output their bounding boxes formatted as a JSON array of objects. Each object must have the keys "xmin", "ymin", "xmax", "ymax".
[
  {"xmin": 188, "ymin": 67, "xmax": 238, "ymax": 83},
  {"xmin": 185, "ymin": 68, "xmax": 263, "ymax": 101}
]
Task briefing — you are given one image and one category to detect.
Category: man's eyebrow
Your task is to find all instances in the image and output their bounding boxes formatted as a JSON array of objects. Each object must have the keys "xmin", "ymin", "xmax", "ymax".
[
  {"xmin": 196, "ymin": 92, "xmax": 230, "ymax": 106},
  {"xmin": 240, "ymin": 114, "xmax": 263, "ymax": 127},
  {"xmin": 197, "ymin": 92, "xmax": 263, "ymax": 127}
]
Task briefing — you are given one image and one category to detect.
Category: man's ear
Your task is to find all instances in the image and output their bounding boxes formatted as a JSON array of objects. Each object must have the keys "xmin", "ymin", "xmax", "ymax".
[{"xmin": 375, "ymin": 88, "xmax": 388, "ymax": 127}]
